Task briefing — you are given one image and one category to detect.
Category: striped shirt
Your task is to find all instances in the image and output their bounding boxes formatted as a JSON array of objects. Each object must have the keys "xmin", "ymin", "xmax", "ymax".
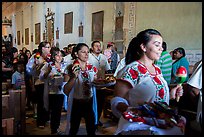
[{"xmin": 155, "ymin": 51, "xmax": 173, "ymax": 85}]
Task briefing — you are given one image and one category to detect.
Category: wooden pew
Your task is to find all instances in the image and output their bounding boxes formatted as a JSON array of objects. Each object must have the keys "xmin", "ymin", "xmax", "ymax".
[
  {"xmin": 8, "ymin": 85, "xmax": 26, "ymax": 135},
  {"xmin": 2, "ymin": 118, "xmax": 15, "ymax": 135},
  {"xmin": 2, "ymin": 94, "xmax": 15, "ymax": 135}
]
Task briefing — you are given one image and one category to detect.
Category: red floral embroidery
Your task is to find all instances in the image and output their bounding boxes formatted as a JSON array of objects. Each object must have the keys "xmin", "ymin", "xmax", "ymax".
[
  {"xmin": 57, "ymin": 68, "xmax": 61, "ymax": 72},
  {"xmin": 73, "ymin": 60, "xmax": 80, "ymax": 65},
  {"xmin": 138, "ymin": 65, "xmax": 147, "ymax": 74},
  {"xmin": 51, "ymin": 63, "xmax": 55, "ymax": 66},
  {"xmin": 153, "ymin": 76, "xmax": 162, "ymax": 85},
  {"xmin": 46, "ymin": 53, "xmax": 51, "ymax": 62},
  {"xmin": 82, "ymin": 72, "xmax": 88, "ymax": 78},
  {"xmin": 159, "ymin": 88, "xmax": 164, "ymax": 99},
  {"xmin": 155, "ymin": 67, "xmax": 161, "ymax": 74},
  {"xmin": 93, "ymin": 67, "xmax": 98, "ymax": 73},
  {"xmin": 86, "ymin": 64, "xmax": 93, "ymax": 70},
  {"xmin": 129, "ymin": 69, "xmax": 138, "ymax": 79}
]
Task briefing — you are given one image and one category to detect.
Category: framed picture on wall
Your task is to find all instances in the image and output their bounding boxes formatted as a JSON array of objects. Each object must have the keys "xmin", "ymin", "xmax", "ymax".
[
  {"xmin": 79, "ymin": 23, "xmax": 83, "ymax": 37},
  {"xmin": 92, "ymin": 11, "xmax": 104, "ymax": 41},
  {"xmin": 115, "ymin": 16, "xmax": 123, "ymax": 40},
  {"xmin": 31, "ymin": 33, "xmax": 33, "ymax": 42},
  {"xmin": 35, "ymin": 23, "xmax": 41, "ymax": 44},
  {"xmin": 25, "ymin": 28, "xmax": 29, "ymax": 45},
  {"xmin": 17, "ymin": 31, "xmax": 20, "ymax": 45},
  {"xmin": 56, "ymin": 28, "xmax": 59, "ymax": 39},
  {"xmin": 64, "ymin": 12, "xmax": 73, "ymax": 34}
]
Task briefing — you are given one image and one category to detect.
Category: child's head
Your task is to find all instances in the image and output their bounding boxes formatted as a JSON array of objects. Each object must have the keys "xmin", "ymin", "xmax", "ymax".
[{"xmin": 14, "ymin": 61, "xmax": 24, "ymax": 73}]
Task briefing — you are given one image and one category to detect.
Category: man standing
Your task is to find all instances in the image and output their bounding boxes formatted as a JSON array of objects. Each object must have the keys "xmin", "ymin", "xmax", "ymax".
[{"xmin": 88, "ymin": 41, "xmax": 110, "ymax": 127}]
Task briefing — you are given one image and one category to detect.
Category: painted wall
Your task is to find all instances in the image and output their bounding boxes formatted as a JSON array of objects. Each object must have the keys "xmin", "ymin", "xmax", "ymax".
[
  {"xmin": 55, "ymin": 2, "xmax": 80, "ymax": 48},
  {"xmin": 135, "ymin": 2, "xmax": 202, "ymax": 51},
  {"xmin": 2, "ymin": 2, "xmax": 202, "ymax": 62},
  {"xmin": 84, "ymin": 2, "xmax": 115, "ymax": 50}
]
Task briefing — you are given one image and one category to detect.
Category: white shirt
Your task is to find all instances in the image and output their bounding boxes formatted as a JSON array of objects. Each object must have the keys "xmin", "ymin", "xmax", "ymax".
[
  {"xmin": 88, "ymin": 53, "xmax": 110, "ymax": 79},
  {"xmin": 39, "ymin": 61, "xmax": 69, "ymax": 111},
  {"xmin": 114, "ymin": 57, "xmax": 126, "ymax": 77},
  {"xmin": 63, "ymin": 54, "xmax": 74, "ymax": 65}
]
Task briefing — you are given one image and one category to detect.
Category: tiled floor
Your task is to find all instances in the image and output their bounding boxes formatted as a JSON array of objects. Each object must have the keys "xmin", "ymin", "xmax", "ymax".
[{"xmin": 25, "ymin": 110, "xmax": 118, "ymax": 135}]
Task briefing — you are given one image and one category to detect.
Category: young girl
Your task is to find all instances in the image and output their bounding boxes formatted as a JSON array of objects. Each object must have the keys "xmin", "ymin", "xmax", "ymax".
[{"xmin": 63, "ymin": 43, "xmax": 98, "ymax": 135}]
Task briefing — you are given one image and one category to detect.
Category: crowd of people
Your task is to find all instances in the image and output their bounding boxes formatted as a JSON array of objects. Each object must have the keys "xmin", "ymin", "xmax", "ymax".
[{"xmin": 2, "ymin": 28, "xmax": 201, "ymax": 135}]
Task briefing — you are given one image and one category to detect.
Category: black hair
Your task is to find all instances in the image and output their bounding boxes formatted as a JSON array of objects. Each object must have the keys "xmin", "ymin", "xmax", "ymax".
[
  {"xmin": 162, "ymin": 41, "xmax": 167, "ymax": 51},
  {"xmin": 13, "ymin": 60, "xmax": 24, "ymax": 72},
  {"xmin": 11, "ymin": 47, "xmax": 18, "ymax": 54},
  {"xmin": 175, "ymin": 47, "xmax": 186, "ymax": 57},
  {"xmin": 38, "ymin": 41, "xmax": 50, "ymax": 55},
  {"xmin": 25, "ymin": 49, "xmax": 32, "ymax": 56},
  {"xmin": 60, "ymin": 50, "xmax": 66, "ymax": 57},
  {"xmin": 71, "ymin": 43, "xmax": 89, "ymax": 59},
  {"xmin": 68, "ymin": 43, "xmax": 75, "ymax": 48},
  {"xmin": 125, "ymin": 29, "xmax": 162, "ymax": 65},
  {"xmin": 50, "ymin": 47, "xmax": 60, "ymax": 62},
  {"xmin": 32, "ymin": 49, "xmax": 38, "ymax": 55},
  {"xmin": 91, "ymin": 40, "xmax": 101, "ymax": 47}
]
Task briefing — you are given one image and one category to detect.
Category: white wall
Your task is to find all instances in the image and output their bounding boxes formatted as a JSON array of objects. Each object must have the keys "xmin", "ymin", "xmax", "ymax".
[
  {"xmin": 84, "ymin": 2, "xmax": 116, "ymax": 49},
  {"xmin": 135, "ymin": 2, "xmax": 202, "ymax": 51},
  {"xmin": 57, "ymin": 2, "xmax": 81, "ymax": 48},
  {"xmin": 3, "ymin": 2, "xmax": 202, "ymax": 64}
]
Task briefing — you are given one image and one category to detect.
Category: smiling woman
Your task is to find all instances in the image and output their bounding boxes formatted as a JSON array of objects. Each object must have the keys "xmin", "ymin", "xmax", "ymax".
[{"xmin": 111, "ymin": 29, "xmax": 186, "ymax": 135}]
